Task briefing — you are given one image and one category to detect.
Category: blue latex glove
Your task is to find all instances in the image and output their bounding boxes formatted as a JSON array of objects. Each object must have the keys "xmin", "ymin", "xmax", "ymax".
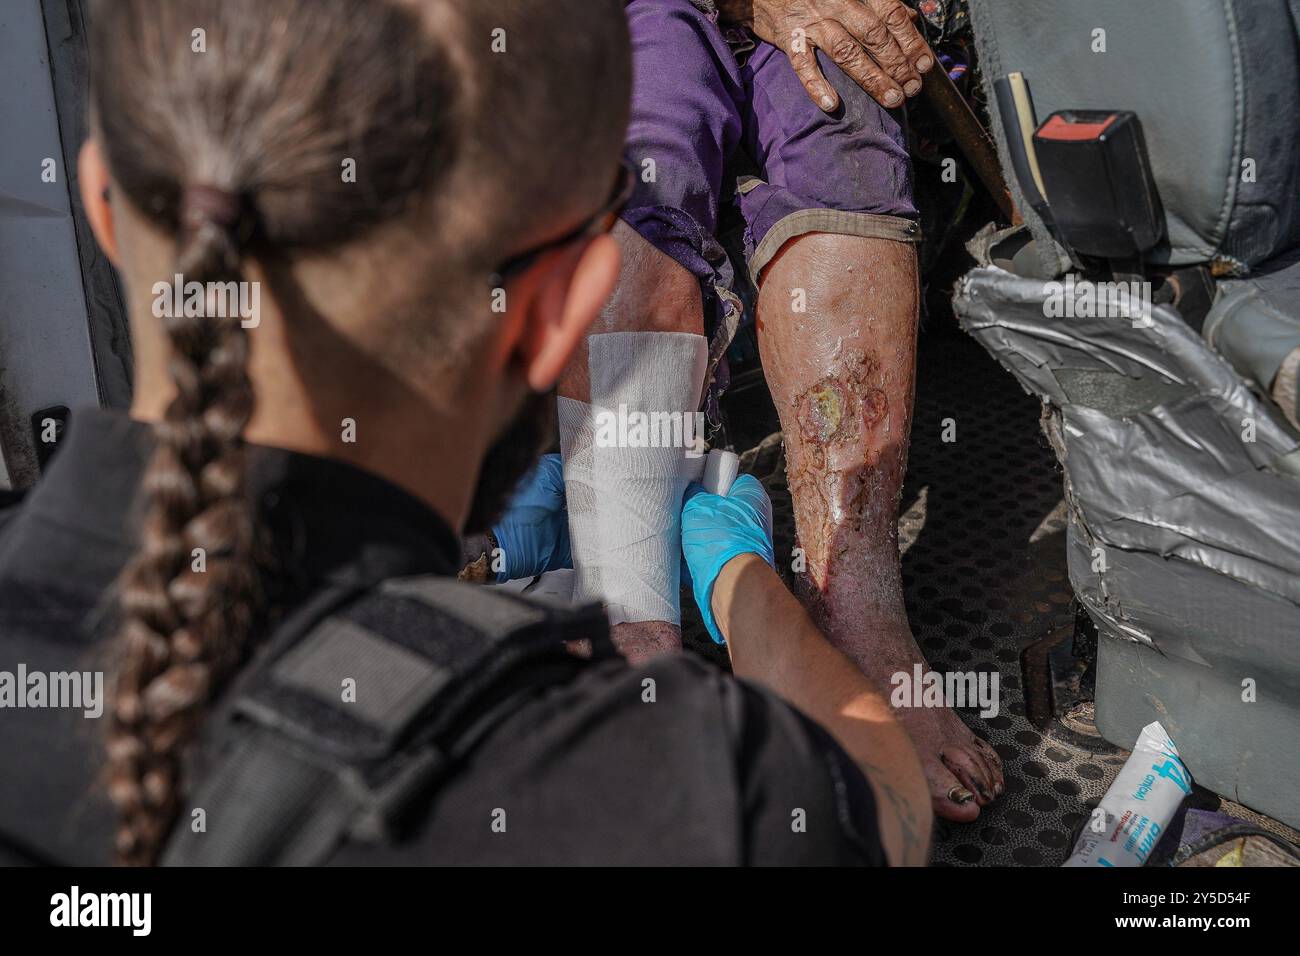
[
  {"xmin": 680, "ymin": 474, "xmax": 776, "ymax": 644},
  {"xmin": 491, "ymin": 454, "xmax": 572, "ymax": 583}
]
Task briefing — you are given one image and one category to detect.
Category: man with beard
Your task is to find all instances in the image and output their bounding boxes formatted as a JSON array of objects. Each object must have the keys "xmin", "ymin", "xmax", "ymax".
[{"xmin": 0, "ymin": 0, "xmax": 929, "ymax": 866}]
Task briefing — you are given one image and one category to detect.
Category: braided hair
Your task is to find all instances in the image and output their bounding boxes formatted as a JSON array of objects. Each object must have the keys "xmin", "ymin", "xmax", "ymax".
[
  {"xmin": 106, "ymin": 185, "xmax": 261, "ymax": 865},
  {"xmin": 90, "ymin": 0, "xmax": 459, "ymax": 865},
  {"xmin": 87, "ymin": 0, "xmax": 632, "ymax": 864}
]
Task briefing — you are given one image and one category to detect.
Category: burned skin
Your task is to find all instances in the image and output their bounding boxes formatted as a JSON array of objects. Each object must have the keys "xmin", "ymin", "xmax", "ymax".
[
  {"xmin": 788, "ymin": 350, "xmax": 908, "ymax": 626},
  {"xmin": 760, "ymin": 236, "xmax": 916, "ymax": 634}
]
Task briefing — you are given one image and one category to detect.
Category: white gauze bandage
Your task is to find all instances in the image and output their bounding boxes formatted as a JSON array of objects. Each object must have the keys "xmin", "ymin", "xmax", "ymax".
[{"xmin": 559, "ymin": 331, "xmax": 708, "ymax": 625}]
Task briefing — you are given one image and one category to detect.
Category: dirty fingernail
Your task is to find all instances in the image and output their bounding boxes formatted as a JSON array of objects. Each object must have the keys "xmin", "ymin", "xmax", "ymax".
[
  {"xmin": 820, "ymin": 94, "xmax": 835, "ymax": 111},
  {"xmin": 884, "ymin": 89, "xmax": 903, "ymax": 107},
  {"xmin": 904, "ymin": 79, "xmax": 921, "ymax": 96},
  {"xmin": 917, "ymin": 54, "xmax": 934, "ymax": 72}
]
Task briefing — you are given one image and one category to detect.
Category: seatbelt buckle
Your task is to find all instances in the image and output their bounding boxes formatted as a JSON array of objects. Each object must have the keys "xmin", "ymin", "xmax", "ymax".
[{"xmin": 1031, "ymin": 110, "xmax": 1165, "ymax": 264}]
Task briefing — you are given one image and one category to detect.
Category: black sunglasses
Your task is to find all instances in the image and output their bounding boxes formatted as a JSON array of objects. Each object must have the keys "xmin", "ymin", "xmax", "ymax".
[{"xmin": 491, "ymin": 162, "xmax": 635, "ymax": 286}]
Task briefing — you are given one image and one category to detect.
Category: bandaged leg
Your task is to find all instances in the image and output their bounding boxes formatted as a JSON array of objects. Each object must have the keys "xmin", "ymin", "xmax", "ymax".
[
  {"xmin": 561, "ymin": 331, "xmax": 707, "ymax": 629},
  {"xmin": 557, "ymin": 222, "xmax": 708, "ymax": 661}
]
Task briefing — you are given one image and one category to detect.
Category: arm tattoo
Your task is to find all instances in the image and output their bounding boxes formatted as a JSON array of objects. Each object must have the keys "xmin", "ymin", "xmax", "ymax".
[{"xmin": 860, "ymin": 759, "xmax": 929, "ymax": 866}]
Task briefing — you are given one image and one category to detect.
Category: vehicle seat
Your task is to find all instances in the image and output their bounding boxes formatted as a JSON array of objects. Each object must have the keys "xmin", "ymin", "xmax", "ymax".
[{"xmin": 957, "ymin": 0, "xmax": 1300, "ymax": 829}]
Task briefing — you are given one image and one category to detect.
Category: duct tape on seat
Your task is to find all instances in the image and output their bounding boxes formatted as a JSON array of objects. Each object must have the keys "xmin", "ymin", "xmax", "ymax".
[{"xmin": 953, "ymin": 265, "xmax": 1300, "ymax": 607}]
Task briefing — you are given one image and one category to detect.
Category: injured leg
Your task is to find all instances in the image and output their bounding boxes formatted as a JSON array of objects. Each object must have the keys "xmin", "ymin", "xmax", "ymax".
[
  {"xmin": 559, "ymin": 222, "xmax": 706, "ymax": 663},
  {"xmin": 757, "ymin": 232, "xmax": 1004, "ymax": 822}
]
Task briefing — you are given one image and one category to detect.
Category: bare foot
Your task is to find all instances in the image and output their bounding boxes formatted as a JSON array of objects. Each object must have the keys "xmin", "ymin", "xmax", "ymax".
[{"xmin": 825, "ymin": 612, "xmax": 1005, "ymax": 823}]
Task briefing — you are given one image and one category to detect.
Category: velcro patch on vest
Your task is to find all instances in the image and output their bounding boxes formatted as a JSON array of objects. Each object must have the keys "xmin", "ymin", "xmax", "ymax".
[
  {"xmin": 235, "ymin": 576, "xmax": 609, "ymax": 762},
  {"xmin": 272, "ymin": 617, "xmax": 448, "ymax": 734}
]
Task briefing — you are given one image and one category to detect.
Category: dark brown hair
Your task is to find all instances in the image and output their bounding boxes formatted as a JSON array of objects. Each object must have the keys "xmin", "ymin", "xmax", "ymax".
[{"xmin": 89, "ymin": 0, "xmax": 630, "ymax": 864}]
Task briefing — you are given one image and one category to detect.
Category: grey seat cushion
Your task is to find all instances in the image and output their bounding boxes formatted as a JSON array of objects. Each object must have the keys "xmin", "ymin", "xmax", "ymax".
[{"xmin": 1204, "ymin": 246, "xmax": 1300, "ymax": 425}]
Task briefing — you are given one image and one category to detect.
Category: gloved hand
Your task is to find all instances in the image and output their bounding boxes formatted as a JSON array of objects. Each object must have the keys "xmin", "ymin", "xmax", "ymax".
[
  {"xmin": 491, "ymin": 453, "xmax": 572, "ymax": 583},
  {"xmin": 680, "ymin": 474, "xmax": 776, "ymax": 644}
]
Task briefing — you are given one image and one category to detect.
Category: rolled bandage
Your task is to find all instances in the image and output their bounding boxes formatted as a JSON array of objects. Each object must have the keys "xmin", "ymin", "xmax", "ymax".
[
  {"xmin": 684, "ymin": 447, "xmax": 739, "ymax": 494},
  {"xmin": 560, "ymin": 331, "xmax": 708, "ymax": 626},
  {"xmin": 702, "ymin": 448, "xmax": 739, "ymax": 497}
]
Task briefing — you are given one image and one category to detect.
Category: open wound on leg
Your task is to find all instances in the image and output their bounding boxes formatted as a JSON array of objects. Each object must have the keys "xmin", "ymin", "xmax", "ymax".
[
  {"xmin": 795, "ymin": 351, "xmax": 888, "ymax": 448},
  {"xmin": 787, "ymin": 351, "xmax": 896, "ymax": 608}
]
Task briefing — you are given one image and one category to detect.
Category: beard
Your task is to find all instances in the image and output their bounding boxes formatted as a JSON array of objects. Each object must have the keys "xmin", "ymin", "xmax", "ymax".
[{"xmin": 463, "ymin": 389, "xmax": 556, "ymax": 533}]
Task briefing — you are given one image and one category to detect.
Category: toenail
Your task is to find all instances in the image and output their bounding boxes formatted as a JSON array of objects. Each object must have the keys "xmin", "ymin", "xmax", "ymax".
[{"xmin": 948, "ymin": 786, "xmax": 974, "ymax": 804}]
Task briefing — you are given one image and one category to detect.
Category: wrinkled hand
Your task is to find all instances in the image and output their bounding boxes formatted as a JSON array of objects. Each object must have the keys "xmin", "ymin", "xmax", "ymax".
[
  {"xmin": 491, "ymin": 454, "xmax": 572, "ymax": 583},
  {"xmin": 724, "ymin": 0, "xmax": 933, "ymax": 112},
  {"xmin": 680, "ymin": 474, "xmax": 777, "ymax": 643}
]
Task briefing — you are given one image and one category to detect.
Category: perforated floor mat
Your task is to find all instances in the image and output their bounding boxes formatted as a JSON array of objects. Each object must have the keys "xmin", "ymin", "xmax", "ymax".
[{"xmin": 682, "ymin": 326, "xmax": 1127, "ymax": 865}]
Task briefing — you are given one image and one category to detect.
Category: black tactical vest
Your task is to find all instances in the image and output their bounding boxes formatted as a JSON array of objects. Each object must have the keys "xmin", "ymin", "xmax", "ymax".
[{"xmin": 162, "ymin": 576, "xmax": 609, "ymax": 866}]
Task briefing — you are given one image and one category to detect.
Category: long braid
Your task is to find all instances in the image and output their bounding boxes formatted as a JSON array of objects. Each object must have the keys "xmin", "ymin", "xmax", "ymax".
[
  {"xmin": 88, "ymin": 0, "xmax": 631, "ymax": 866},
  {"xmin": 108, "ymin": 191, "xmax": 261, "ymax": 866}
]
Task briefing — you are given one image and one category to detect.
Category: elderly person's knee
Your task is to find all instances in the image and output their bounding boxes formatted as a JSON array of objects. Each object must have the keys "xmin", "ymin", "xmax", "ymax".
[{"xmin": 599, "ymin": 221, "xmax": 704, "ymax": 335}]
